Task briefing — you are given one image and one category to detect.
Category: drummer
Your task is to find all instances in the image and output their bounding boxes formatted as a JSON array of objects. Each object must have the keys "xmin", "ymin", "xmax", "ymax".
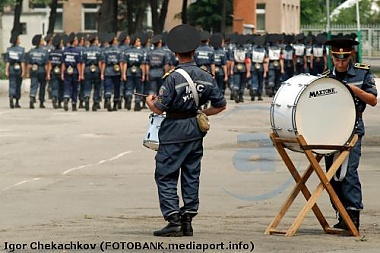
[
  {"xmin": 146, "ymin": 24, "xmax": 226, "ymax": 237},
  {"xmin": 324, "ymin": 37, "xmax": 377, "ymax": 231}
]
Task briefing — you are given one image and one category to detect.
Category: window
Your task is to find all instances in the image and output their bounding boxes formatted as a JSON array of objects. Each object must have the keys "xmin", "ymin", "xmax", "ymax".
[
  {"xmin": 256, "ymin": 3, "xmax": 266, "ymax": 32},
  {"xmin": 83, "ymin": 4, "xmax": 100, "ymax": 31}
]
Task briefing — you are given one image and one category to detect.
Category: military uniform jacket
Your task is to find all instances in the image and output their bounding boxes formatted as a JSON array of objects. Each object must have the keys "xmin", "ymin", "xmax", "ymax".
[
  {"xmin": 82, "ymin": 45, "xmax": 102, "ymax": 74},
  {"xmin": 229, "ymin": 46, "xmax": 249, "ymax": 72},
  {"xmin": 102, "ymin": 45, "xmax": 123, "ymax": 77},
  {"xmin": 194, "ymin": 44, "xmax": 215, "ymax": 68},
  {"xmin": 267, "ymin": 45, "xmax": 282, "ymax": 70},
  {"xmin": 312, "ymin": 44, "xmax": 326, "ymax": 61},
  {"xmin": 146, "ymin": 47, "xmax": 169, "ymax": 79},
  {"xmin": 61, "ymin": 46, "xmax": 82, "ymax": 75},
  {"xmin": 248, "ymin": 46, "xmax": 267, "ymax": 71},
  {"xmin": 154, "ymin": 62, "xmax": 226, "ymax": 144},
  {"xmin": 293, "ymin": 43, "xmax": 306, "ymax": 65},
  {"xmin": 328, "ymin": 62, "xmax": 377, "ymax": 134},
  {"xmin": 213, "ymin": 46, "xmax": 227, "ymax": 76},
  {"xmin": 5, "ymin": 45, "xmax": 25, "ymax": 75},
  {"xmin": 49, "ymin": 48, "xmax": 63, "ymax": 75},
  {"xmin": 162, "ymin": 45, "xmax": 178, "ymax": 67},
  {"xmin": 28, "ymin": 47, "xmax": 49, "ymax": 75},
  {"xmin": 123, "ymin": 47, "xmax": 145, "ymax": 76}
]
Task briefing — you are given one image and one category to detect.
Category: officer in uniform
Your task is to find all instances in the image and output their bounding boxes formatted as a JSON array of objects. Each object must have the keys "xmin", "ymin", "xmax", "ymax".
[
  {"xmin": 248, "ymin": 35, "xmax": 267, "ymax": 101},
  {"xmin": 229, "ymin": 34, "xmax": 251, "ymax": 103},
  {"xmin": 266, "ymin": 34, "xmax": 284, "ymax": 97},
  {"xmin": 293, "ymin": 33, "xmax": 306, "ymax": 75},
  {"xmin": 310, "ymin": 33, "xmax": 328, "ymax": 76},
  {"xmin": 47, "ymin": 34, "xmax": 64, "ymax": 109},
  {"xmin": 61, "ymin": 32, "xmax": 83, "ymax": 111},
  {"xmin": 146, "ymin": 34, "xmax": 169, "ymax": 94},
  {"xmin": 210, "ymin": 33, "xmax": 228, "ymax": 95},
  {"xmin": 324, "ymin": 38, "xmax": 377, "ymax": 231},
  {"xmin": 122, "ymin": 34, "xmax": 146, "ymax": 111},
  {"xmin": 44, "ymin": 34, "xmax": 55, "ymax": 100},
  {"xmin": 118, "ymin": 31, "xmax": 131, "ymax": 109},
  {"xmin": 282, "ymin": 34, "xmax": 295, "ymax": 81},
  {"xmin": 146, "ymin": 24, "xmax": 226, "ymax": 237},
  {"xmin": 82, "ymin": 33, "xmax": 102, "ymax": 111},
  {"xmin": 194, "ymin": 31, "xmax": 215, "ymax": 76},
  {"xmin": 101, "ymin": 33, "xmax": 124, "ymax": 111},
  {"xmin": 27, "ymin": 34, "xmax": 49, "ymax": 109},
  {"xmin": 5, "ymin": 32, "xmax": 25, "ymax": 109},
  {"xmin": 304, "ymin": 35, "xmax": 314, "ymax": 73}
]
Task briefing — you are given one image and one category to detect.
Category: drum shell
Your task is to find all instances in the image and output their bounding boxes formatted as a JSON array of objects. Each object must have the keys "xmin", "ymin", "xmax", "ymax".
[
  {"xmin": 143, "ymin": 113, "xmax": 165, "ymax": 151},
  {"xmin": 270, "ymin": 74, "xmax": 356, "ymax": 154}
]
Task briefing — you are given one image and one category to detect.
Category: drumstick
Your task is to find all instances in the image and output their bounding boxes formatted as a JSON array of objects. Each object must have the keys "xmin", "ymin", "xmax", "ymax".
[{"xmin": 134, "ymin": 93, "xmax": 148, "ymax": 97}]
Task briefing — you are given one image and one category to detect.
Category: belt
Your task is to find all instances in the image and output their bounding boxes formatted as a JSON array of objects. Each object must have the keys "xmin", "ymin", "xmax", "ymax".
[{"xmin": 166, "ymin": 111, "xmax": 197, "ymax": 119}]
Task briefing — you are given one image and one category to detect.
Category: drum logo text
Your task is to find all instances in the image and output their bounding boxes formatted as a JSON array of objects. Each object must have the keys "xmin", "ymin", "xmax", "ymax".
[{"xmin": 309, "ymin": 88, "xmax": 337, "ymax": 98}]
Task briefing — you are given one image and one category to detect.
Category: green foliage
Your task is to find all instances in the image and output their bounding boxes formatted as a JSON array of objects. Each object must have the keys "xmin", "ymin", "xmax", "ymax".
[
  {"xmin": 186, "ymin": 0, "xmax": 233, "ymax": 32},
  {"xmin": 0, "ymin": 0, "xmax": 17, "ymax": 11},
  {"xmin": 331, "ymin": 0, "xmax": 380, "ymax": 25},
  {"xmin": 301, "ymin": 0, "xmax": 346, "ymax": 25},
  {"xmin": 0, "ymin": 60, "xmax": 7, "ymax": 80}
]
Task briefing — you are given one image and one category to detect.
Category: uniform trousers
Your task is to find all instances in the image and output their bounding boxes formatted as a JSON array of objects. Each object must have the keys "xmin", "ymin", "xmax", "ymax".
[
  {"xmin": 155, "ymin": 139, "xmax": 203, "ymax": 219},
  {"xmin": 9, "ymin": 74, "xmax": 22, "ymax": 99},
  {"xmin": 104, "ymin": 75, "xmax": 121, "ymax": 102},
  {"xmin": 125, "ymin": 75, "xmax": 143, "ymax": 103},
  {"xmin": 50, "ymin": 73, "xmax": 64, "ymax": 102},
  {"xmin": 83, "ymin": 72, "xmax": 101, "ymax": 102},
  {"xmin": 30, "ymin": 73, "xmax": 47, "ymax": 102},
  {"xmin": 63, "ymin": 74, "xmax": 79, "ymax": 103}
]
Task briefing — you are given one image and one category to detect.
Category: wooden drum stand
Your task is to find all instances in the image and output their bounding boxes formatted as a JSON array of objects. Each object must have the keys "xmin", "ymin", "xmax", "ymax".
[{"xmin": 265, "ymin": 132, "xmax": 360, "ymax": 237}]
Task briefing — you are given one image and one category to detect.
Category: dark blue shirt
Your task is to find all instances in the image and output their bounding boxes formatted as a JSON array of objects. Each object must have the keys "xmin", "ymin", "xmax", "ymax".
[
  {"xmin": 154, "ymin": 62, "xmax": 226, "ymax": 144},
  {"xmin": 5, "ymin": 45, "xmax": 25, "ymax": 75},
  {"xmin": 213, "ymin": 47, "xmax": 227, "ymax": 76},
  {"xmin": 28, "ymin": 47, "xmax": 49, "ymax": 74},
  {"xmin": 146, "ymin": 47, "xmax": 169, "ymax": 78},
  {"xmin": 194, "ymin": 44, "xmax": 215, "ymax": 67},
  {"xmin": 61, "ymin": 46, "xmax": 82, "ymax": 75},
  {"xmin": 82, "ymin": 45, "xmax": 102, "ymax": 74},
  {"xmin": 102, "ymin": 45, "xmax": 123, "ymax": 76},
  {"xmin": 123, "ymin": 47, "xmax": 145, "ymax": 76}
]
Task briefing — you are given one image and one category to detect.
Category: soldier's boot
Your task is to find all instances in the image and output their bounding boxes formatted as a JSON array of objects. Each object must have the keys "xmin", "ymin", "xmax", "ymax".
[
  {"xmin": 52, "ymin": 97, "xmax": 58, "ymax": 109},
  {"xmin": 39, "ymin": 101, "xmax": 46, "ymax": 109},
  {"xmin": 153, "ymin": 213, "xmax": 183, "ymax": 237},
  {"xmin": 134, "ymin": 102, "xmax": 141, "ymax": 111},
  {"xmin": 9, "ymin": 98, "xmax": 15, "ymax": 109},
  {"xmin": 29, "ymin": 97, "xmax": 35, "ymax": 109},
  {"xmin": 125, "ymin": 97, "xmax": 132, "ymax": 110},
  {"xmin": 57, "ymin": 100, "xmax": 62, "ymax": 109},
  {"xmin": 96, "ymin": 102, "xmax": 101, "ymax": 109},
  {"xmin": 63, "ymin": 98, "xmax": 69, "ymax": 111},
  {"xmin": 333, "ymin": 210, "xmax": 360, "ymax": 230},
  {"xmin": 92, "ymin": 102, "xmax": 98, "ymax": 112},
  {"xmin": 251, "ymin": 96, "xmax": 255, "ymax": 101},
  {"xmin": 105, "ymin": 98, "xmax": 112, "ymax": 112},
  {"xmin": 142, "ymin": 101, "xmax": 148, "ymax": 109},
  {"xmin": 117, "ymin": 100, "xmax": 122, "ymax": 110},
  {"xmin": 84, "ymin": 97, "xmax": 90, "ymax": 111},
  {"xmin": 258, "ymin": 95, "xmax": 263, "ymax": 101},
  {"xmin": 15, "ymin": 99, "xmax": 21, "ymax": 108},
  {"xmin": 72, "ymin": 103, "xmax": 77, "ymax": 112},
  {"xmin": 78, "ymin": 100, "xmax": 84, "ymax": 109},
  {"xmin": 113, "ymin": 101, "xmax": 118, "ymax": 111},
  {"xmin": 181, "ymin": 213, "xmax": 195, "ymax": 236},
  {"xmin": 233, "ymin": 90, "xmax": 239, "ymax": 103},
  {"xmin": 239, "ymin": 94, "xmax": 244, "ymax": 103}
]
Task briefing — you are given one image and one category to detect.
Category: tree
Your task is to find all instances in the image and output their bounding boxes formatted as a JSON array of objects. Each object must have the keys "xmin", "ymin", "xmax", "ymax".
[
  {"xmin": 300, "ymin": 0, "xmax": 346, "ymax": 25},
  {"xmin": 10, "ymin": 0, "xmax": 22, "ymax": 35},
  {"xmin": 182, "ymin": 0, "xmax": 187, "ymax": 24},
  {"xmin": 186, "ymin": 0, "xmax": 233, "ymax": 33},
  {"xmin": 331, "ymin": 0, "xmax": 380, "ymax": 25},
  {"xmin": 150, "ymin": 0, "xmax": 169, "ymax": 34},
  {"xmin": 98, "ymin": 0, "xmax": 118, "ymax": 33}
]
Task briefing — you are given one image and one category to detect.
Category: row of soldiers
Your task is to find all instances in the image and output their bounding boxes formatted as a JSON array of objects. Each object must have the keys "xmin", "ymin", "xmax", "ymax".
[{"xmin": 5, "ymin": 30, "xmax": 342, "ymax": 109}]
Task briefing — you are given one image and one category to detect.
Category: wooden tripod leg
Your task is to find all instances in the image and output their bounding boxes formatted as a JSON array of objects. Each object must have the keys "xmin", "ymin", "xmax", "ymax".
[{"xmin": 265, "ymin": 134, "xmax": 329, "ymax": 235}]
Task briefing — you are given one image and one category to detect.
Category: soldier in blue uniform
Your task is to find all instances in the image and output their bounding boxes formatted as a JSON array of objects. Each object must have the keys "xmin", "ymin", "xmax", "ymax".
[
  {"xmin": 101, "ymin": 33, "xmax": 124, "ymax": 111},
  {"xmin": 282, "ymin": 34, "xmax": 295, "ymax": 81},
  {"xmin": 310, "ymin": 33, "xmax": 328, "ymax": 76},
  {"xmin": 248, "ymin": 35, "xmax": 267, "ymax": 101},
  {"xmin": 210, "ymin": 33, "xmax": 228, "ymax": 95},
  {"xmin": 5, "ymin": 32, "xmax": 25, "ymax": 109},
  {"xmin": 194, "ymin": 31, "xmax": 215, "ymax": 76},
  {"xmin": 146, "ymin": 34, "xmax": 169, "ymax": 94},
  {"xmin": 61, "ymin": 32, "xmax": 83, "ymax": 111},
  {"xmin": 293, "ymin": 33, "xmax": 306, "ymax": 75},
  {"xmin": 324, "ymin": 38, "xmax": 377, "ymax": 231},
  {"xmin": 27, "ymin": 34, "xmax": 49, "ymax": 109},
  {"xmin": 266, "ymin": 34, "xmax": 284, "ymax": 97},
  {"xmin": 122, "ymin": 34, "xmax": 146, "ymax": 111},
  {"xmin": 82, "ymin": 33, "xmax": 102, "ymax": 111},
  {"xmin": 118, "ymin": 31, "xmax": 131, "ymax": 109},
  {"xmin": 47, "ymin": 34, "xmax": 64, "ymax": 109},
  {"xmin": 146, "ymin": 24, "xmax": 226, "ymax": 237}
]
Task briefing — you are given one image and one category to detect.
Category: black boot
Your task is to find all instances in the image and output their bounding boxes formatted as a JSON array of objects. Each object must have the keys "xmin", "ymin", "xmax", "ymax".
[
  {"xmin": 142, "ymin": 101, "xmax": 148, "ymax": 109},
  {"xmin": 125, "ymin": 97, "xmax": 132, "ymax": 110},
  {"xmin": 39, "ymin": 101, "xmax": 45, "ymax": 109},
  {"xmin": 258, "ymin": 95, "xmax": 263, "ymax": 101},
  {"xmin": 78, "ymin": 100, "xmax": 84, "ymax": 109},
  {"xmin": 251, "ymin": 96, "xmax": 255, "ymax": 101},
  {"xmin": 134, "ymin": 102, "xmax": 141, "ymax": 111},
  {"xmin": 113, "ymin": 101, "xmax": 118, "ymax": 111},
  {"xmin": 239, "ymin": 95, "xmax": 244, "ymax": 103},
  {"xmin": 57, "ymin": 101, "xmax": 62, "ymax": 109},
  {"xmin": 92, "ymin": 102, "xmax": 98, "ymax": 112},
  {"xmin": 29, "ymin": 97, "xmax": 35, "ymax": 109},
  {"xmin": 233, "ymin": 90, "xmax": 239, "ymax": 103},
  {"xmin": 72, "ymin": 103, "xmax": 77, "ymax": 111},
  {"xmin": 9, "ymin": 98, "xmax": 15, "ymax": 109},
  {"xmin": 84, "ymin": 97, "xmax": 90, "ymax": 111},
  {"xmin": 105, "ymin": 98, "xmax": 112, "ymax": 112},
  {"xmin": 52, "ymin": 97, "xmax": 58, "ymax": 109},
  {"xmin": 153, "ymin": 213, "xmax": 183, "ymax": 237},
  {"xmin": 333, "ymin": 210, "xmax": 360, "ymax": 230},
  {"xmin": 117, "ymin": 100, "xmax": 122, "ymax": 110},
  {"xmin": 15, "ymin": 99, "xmax": 21, "ymax": 108},
  {"xmin": 63, "ymin": 98, "xmax": 69, "ymax": 111},
  {"xmin": 181, "ymin": 213, "xmax": 195, "ymax": 236}
]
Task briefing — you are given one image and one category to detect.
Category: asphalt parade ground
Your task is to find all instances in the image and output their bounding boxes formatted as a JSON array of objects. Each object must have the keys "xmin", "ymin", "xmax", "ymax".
[{"xmin": 0, "ymin": 79, "xmax": 380, "ymax": 253}]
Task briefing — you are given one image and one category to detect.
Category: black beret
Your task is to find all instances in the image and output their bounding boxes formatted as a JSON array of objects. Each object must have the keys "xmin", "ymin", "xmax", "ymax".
[
  {"xmin": 67, "ymin": 32, "xmax": 77, "ymax": 44},
  {"xmin": 44, "ymin": 34, "xmax": 53, "ymax": 42},
  {"xmin": 87, "ymin": 33, "xmax": 97, "ymax": 43},
  {"xmin": 200, "ymin": 31, "xmax": 211, "ymax": 41},
  {"xmin": 210, "ymin": 33, "xmax": 223, "ymax": 48},
  {"xmin": 107, "ymin": 33, "xmax": 116, "ymax": 44},
  {"xmin": 9, "ymin": 32, "xmax": 19, "ymax": 44},
  {"xmin": 139, "ymin": 32, "xmax": 149, "ymax": 45},
  {"xmin": 118, "ymin": 31, "xmax": 128, "ymax": 42},
  {"xmin": 167, "ymin": 24, "xmax": 200, "ymax": 53},
  {"xmin": 295, "ymin": 33, "xmax": 305, "ymax": 42},
  {"xmin": 52, "ymin": 34, "xmax": 62, "ymax": 47},
  {"xmin": 254, "ymin": 35, "xmax": 266, "ymax": 46},
  {"xmin": 236, "ymin": 34, "xmax": 247, "ymax": 46},
  {"xmin": 151, "ymin": 34, "xmax": 162, "ymax": 44},
  {"xmin": 161, "ymin": 32, "xmax": 168, "ymax": 44},
  {"xmin": 325, "ymin": 38, "xmax": 359, "ymax": 59},
  {"xmin": 315, "ymin": 33, "xmax": 327, "ymax": 44},
  {"xmin": 32, "ymin": 34, "xmax": 42, "ymax": 46}
]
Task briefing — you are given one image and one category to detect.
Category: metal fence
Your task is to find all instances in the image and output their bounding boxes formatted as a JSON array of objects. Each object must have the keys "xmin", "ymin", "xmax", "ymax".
[{"xmin": 301, "ymin": 24, "xmax": 380, "ymax": 58}]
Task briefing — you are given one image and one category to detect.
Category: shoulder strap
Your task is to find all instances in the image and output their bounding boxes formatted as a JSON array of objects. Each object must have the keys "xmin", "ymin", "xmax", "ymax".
[{"xmin": 175, "ymin": 68, "xmax": 199, "ymax": 107}]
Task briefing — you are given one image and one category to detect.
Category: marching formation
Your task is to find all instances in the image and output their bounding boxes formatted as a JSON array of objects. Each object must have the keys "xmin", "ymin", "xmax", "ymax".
[{"xmin": 4, "ymin": 30, "xmax": 354, "ymax": 110}]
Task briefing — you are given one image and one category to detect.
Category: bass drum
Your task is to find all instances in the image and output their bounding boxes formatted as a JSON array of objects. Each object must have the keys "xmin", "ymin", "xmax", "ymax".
[
  {"xmin": 143, "ymin": 113, "xmax": 165, "ymax": 151},
  {"xmin": 270, "ymin": 74, "xmax": 356, "ymax": 154}
]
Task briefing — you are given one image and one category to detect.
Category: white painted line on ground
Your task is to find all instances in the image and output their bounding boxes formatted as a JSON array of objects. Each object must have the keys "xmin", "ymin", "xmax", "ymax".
[
  {"xmin": 1, "ymin": 178, "xmax": 42, "ymax": 191},
  {"xmin": 61, "ymin": 150, "xmax": 132, "ymax": 175}
]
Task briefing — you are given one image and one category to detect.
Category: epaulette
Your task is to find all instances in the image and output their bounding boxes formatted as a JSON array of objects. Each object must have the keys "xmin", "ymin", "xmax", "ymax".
[
  {"xmin": 354, "ymin": 62, "xmax": 370, "ymax": 70},
  {"xmin": 162, "ymin": 68, "xmax": 175, "ymax": 79}
]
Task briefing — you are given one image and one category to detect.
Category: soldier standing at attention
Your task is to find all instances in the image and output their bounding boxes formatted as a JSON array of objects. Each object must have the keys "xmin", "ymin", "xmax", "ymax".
[
  {"xmin": 47, "ymin": 34, "xmax": 64, "ymax": 109},
  {"xmin": 27, "ymin": 34, "xmax": 49, "ymax": 109},
  {"xmin": 248, "ymin": 35, "xmax": 267, "ymax": 101},
  {"xmin": 210, "ymin": 33, "xmax": 228, "ymax": 95},
  {"xmin": 146, "ymin": 24, "xmax": 226, "ymax": 237},
  {"xmin": 61, "ymin": 33, "xmax": 83, "ymax": 111},
  {"xmin": 82, "ymin": 34, "xmax": 102, "ymax": 111},
  {"xmin": 5, "ymin": 32, "xmax": 25, "ymax": 109}
]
